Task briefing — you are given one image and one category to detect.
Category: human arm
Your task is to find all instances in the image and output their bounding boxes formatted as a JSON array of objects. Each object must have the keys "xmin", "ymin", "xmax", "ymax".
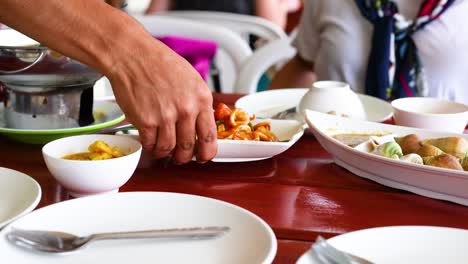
[
  {"xmin": 255, "ymin": 0, "xmax": 290, "ymax": 29},
  {"xmin": 268, "ymin": 0, "xmax": 319, "ymax": 89},
  {"xmin": 268, "ymin": 55, "xmax": 316, "ymax": 89},
  {"xmin": 145, "ymin": 0, "xmax": 171, "ymax": 14},
  {"xmin": 104, "ymin": 0, "xmax": 125, "ymax": 8},
  {"xmin": 0, "ymin": 0, "xmax": 217, "ymax": 163}
]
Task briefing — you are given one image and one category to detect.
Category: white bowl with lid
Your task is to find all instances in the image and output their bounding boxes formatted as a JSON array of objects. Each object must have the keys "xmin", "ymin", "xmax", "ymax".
[{"xmin": 297, "ymin": 81, "xmax": 367, "ymax": 120}]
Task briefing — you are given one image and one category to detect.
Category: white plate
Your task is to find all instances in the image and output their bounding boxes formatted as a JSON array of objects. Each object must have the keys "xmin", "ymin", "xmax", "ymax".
[
  {"xmin": 234, "ymin": 88, "xmax": 393, "ymax": 123},
  {"xmin": 119, "ymin": 119, "xmax": 305, "ymax": 162},
  {"xmin": 296, "ymin": 226, "xmax": 468, "ymax": 264},
  {"xmin": 0, "ymin": 167, "xmax": 41, "ymax": 229},
  {"xmin": 305, "ymin": 110, "xmax": 468, "ymax": 206},
  {"xmin": 213, "ymin": 119, "xmax": 304, "ymax": 162},
  {"xmin": 0, "ymin": 192, "xmax": 277, "ymax": 264}
]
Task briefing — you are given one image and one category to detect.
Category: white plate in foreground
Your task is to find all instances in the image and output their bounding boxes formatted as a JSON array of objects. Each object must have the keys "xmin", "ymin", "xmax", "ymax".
[
  {"xmin": 296, "ymin": 226, "xmax": 468, "ymax": 264},
  {"xmin": 305, "ymin": 110, "xmax": 468, "ymax": 206},
  {"xmin": 0, "ymin": 167, "xmax": 41, "ymax": 229},
  {"xmin": 235, "ymin": 88, "xmax": 393, "ymax": 123},
  {"xmin": 0, "ymin": 192, "xmax": 277, "ymax": 264}
]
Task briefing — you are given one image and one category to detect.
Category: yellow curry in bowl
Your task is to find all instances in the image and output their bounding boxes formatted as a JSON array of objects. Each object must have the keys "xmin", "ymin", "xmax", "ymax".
[{"xmin": 62, "ymin": 140, "xmax": 125, "ymax": 160}]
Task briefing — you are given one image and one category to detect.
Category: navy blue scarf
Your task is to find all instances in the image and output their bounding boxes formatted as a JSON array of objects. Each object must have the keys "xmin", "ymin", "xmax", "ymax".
[{"xmin": 355, "ymin": 0, "xmax": 455, "ymax": 100}]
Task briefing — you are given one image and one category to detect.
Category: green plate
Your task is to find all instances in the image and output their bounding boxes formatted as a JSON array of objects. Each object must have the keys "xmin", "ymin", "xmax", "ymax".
[{"xmin": 0, "ymin": 101, "xmax": 125, "ymax": 144}]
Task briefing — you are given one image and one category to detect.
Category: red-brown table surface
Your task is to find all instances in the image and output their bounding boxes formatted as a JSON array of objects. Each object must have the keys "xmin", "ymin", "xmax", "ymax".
[{"xmin": 1, "ymin": 92, "xmax": 468, "ymax": 264}]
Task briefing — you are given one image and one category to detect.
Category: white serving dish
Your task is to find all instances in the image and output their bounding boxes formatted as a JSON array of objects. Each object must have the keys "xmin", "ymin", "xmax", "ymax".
[
  {"xmin": 213, "ymin": 119, "xmax": 304, "ymax": 162},
  {"xmin": 121, "ymin": 119, "xmax": 305, "ymax": 163},
  {"xmin": 305, "ymin": 110, "xmax": 468, "ymax": 206}
]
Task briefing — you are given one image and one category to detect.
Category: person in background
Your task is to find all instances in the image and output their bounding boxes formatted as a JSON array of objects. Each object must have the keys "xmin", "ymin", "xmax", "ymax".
[
  {"xmin": 145, "ymin": 0, "xmax": 301, "ymax": 30},
  {"xmin": 0, "ymin": 0, "xmax": 218, "ymax": 164},
  {"xmin": 269, "ymin": 0, "xmax": 468, "ymax": 104}
]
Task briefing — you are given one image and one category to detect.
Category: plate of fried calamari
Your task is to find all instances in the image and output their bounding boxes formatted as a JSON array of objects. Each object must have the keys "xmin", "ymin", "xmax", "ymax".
[
  {"xmin": 305, "ymin": 110, "xmax": 468, "ymax": 206},
  {"xmin": 117, "ymin": 104, "xmax": 305, "ymax": 163},
  {"xmin": 212, "ymin": 103, "xmax": 304, "ymax": 162}
]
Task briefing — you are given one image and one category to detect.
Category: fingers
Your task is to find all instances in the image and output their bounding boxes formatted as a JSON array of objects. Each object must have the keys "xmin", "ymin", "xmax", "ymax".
[
  {"xmin": 173, "ymin": 112, "xmax": 197, "ymax": 164},
  {"xmin": 153, "ymin": 121, "xmax": 176, "ymax": 159},
  {"xmin": 136, "ymin": 108, "xmax": 215, "ymax": 164},
  {"xmin": 195, "ymin": 108, "xmax": 218, "ymax": 163},
  {"xmin": 138, "ymin": 125, "xmax": 157, "ymax": 153}
]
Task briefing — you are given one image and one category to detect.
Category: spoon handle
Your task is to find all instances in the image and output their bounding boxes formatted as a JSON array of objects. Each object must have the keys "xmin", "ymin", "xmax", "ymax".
[{"xmin": 90, "ymin": 226, "xmax": 230, "ymax": 241}]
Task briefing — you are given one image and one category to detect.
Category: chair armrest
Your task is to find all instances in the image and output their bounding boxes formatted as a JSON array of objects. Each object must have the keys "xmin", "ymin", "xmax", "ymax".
[{"xmin": 235, "ymin": 39, "xmax": 296, "ymax": 94}]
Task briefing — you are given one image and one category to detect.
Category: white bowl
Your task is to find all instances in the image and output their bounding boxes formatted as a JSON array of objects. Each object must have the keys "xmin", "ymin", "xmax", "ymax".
[
  {"xmin": 42, "ymin": 134, "xmax": 142, "ymax": 197},
  {"xmin": 297, "ymin": 81, "xmax": 366, "ymax": 120},
  {"xmin": 392, "ymin": 97, "xmax": 468, "ymax": 133}
]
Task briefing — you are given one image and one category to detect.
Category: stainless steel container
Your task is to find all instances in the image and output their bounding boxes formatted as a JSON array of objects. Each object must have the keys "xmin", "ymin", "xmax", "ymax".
[
  {"xmin": 0, "ymin": 29, "xmax": 101, "ymax": 129},
  {"xmin": 3, "ymin": 85, "xmax": 95, "ymax": 129}
]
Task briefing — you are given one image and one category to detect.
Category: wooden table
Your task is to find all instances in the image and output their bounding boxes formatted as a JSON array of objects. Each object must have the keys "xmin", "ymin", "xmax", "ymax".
[{"xmin": 2, "ymin": 92, "xmax": 468, "ymax": 263}]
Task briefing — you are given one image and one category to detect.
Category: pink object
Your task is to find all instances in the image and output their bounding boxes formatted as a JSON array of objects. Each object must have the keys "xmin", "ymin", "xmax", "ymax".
[{"xmin": 157, "ymin": 36, "xmax": 217, "ymax": 80}]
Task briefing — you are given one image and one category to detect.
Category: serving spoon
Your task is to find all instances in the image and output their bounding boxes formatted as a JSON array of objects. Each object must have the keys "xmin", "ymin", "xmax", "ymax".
[{"xmin": 6, "ymin": 226, "xmax": 230, "ymax": 253}]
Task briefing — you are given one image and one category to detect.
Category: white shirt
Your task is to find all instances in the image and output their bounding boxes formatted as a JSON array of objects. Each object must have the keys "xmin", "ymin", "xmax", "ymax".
[{"xmin": 294, "ymin": 0, "xmax": 468, "ymax": 104}]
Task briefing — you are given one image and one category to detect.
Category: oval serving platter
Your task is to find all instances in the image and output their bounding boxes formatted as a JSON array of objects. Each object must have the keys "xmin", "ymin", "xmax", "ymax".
[{"xmin": 305, "ymin": 110, "xmax": 468, "ymax": 206}]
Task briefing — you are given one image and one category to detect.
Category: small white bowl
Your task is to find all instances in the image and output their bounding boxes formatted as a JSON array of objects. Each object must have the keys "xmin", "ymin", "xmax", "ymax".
[
  {"xmin": 297, "ymin": 81, "xmax": 366, "ymax": 119},
  {"xmin": 42, "ymin": 134, "xmax": 142, "ymax": 197},
  {"xmin": 392, "ymin": 97, "xmax": 468, "ymax": 133}
]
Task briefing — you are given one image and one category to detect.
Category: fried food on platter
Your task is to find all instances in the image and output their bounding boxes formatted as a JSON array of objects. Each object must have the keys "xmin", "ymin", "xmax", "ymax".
[{"xmin": 214, "ymin": 103, "xmax": 278, "ymax": 142}]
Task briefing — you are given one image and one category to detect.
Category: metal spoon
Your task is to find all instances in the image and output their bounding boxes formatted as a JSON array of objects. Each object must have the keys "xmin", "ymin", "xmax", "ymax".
[{"xmin": 6, "ymin": 226, "xmax": 230, "ymax": 253}]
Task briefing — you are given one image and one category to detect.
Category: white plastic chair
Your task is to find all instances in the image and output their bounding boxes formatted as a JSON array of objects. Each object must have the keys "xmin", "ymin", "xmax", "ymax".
[
  {"xmin": 133, "ymin": 15, "xmax": 252, "ymax": 74},
  {"xmin": 156, "ymin": 11, "xmax": 290, "ymax": 93},
  {"xmin": 134, "ymin": 15, "xmax": 253, "ymax": 93},
  {"xmin": 160, "ymin": 11, "xmax": 289, "ymax": 43},
  {"xmin": 234, "ymin": 39, "xmax": 296, "ymax": 94},
  {"xmin": 94, "ymin": 15, "xmax": 252, "ymax": 98},
  {"xmin": 124, "ymin": 0, "xmax": 151, "ymax": 15}
]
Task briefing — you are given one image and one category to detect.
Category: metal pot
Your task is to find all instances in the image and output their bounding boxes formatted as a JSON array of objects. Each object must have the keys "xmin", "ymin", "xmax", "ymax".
[
  {"xmin": 3, "ymin": 85, "xmax": 94, "ymax": 129},
  {"xmin": 0, "ymin": 29, "xmax": 102, "ymax": 92},
  {"xmin": 0, "ymin": 29, "xmax": 100, "ymax": 129}
]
